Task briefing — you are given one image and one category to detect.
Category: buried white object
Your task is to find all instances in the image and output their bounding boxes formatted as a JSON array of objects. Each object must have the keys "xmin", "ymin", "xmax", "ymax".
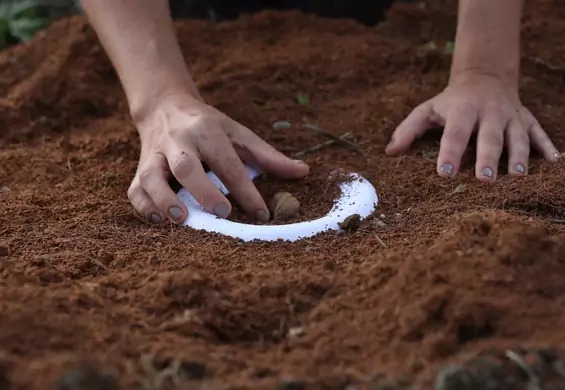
[{"xmin": 177, "ymin": 165, "xmax": 379, "ymax": 242}]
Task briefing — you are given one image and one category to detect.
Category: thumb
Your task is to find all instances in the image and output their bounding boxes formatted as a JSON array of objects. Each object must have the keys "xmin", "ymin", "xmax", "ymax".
[
  {"xmin": 386, "ymin": 101, "xmax": 434, "ymax": 156},
  {"xmin": 234, "ymin": 128, "xmax": 310, "ymax": 179}
]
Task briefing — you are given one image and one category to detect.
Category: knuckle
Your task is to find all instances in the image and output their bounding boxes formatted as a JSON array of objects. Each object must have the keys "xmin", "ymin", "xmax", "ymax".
[
  {"xmin": 477, "ymin": 146, "xmax": 502, "ymax": 162},
  {"xmin": 150, "ymin": 192, "xmax": 171, "ymax": 212},
  {"xmin": 128, "ymin": 191, "xmax": 152, "ymax": 215},
  {"xmin": 486, "ymin": 128, "xmax": 505, "ymax": 144},
  {"xmin": 484, "ymin": 101, "xmax": 506, "ymax": 115},
  {"xmin": 509, "ymin": 135, "xmax": 530, "ymax": 157},
  {"xmin": 170, "ymin": 154, "xmax": 196, "ymax": 177},
  {"xmin": 514, "ymin": 129, "xmax": 529, "ymax": 144},
  {"xmin": 137, "ymin": 200, "xmax": 155, "ymax": 215},
  {"xmin": 444, "ymin": 125, "xmax": 469, "ymax": 142},
  {"xmin": 167, "ymin": 125, "xmax": 187, "ymax": 141},
  {"xmin": 168, "ymin": 116, "xmax": 226, "ymax": 145},
  {"xmin": 522, "ymin": 117, "xmax": 538, "ymax": 133},
  {"xmin": 138, "ymin": 167, "xmax": 155, "ymax": 186},
  {"xmin": 217, "ymin": 160, "xmax": 246, "ymax": 188},
  {"xmin": 189, "ymin": 115, "xmax": 223, "ymax": 135},
  {"xmin": 127, "ymin": 181, "xmax": 141, "ymax": 202},
  {"xmin": 477, "ymin": 132, "xmax": 504, "ymax": 160},
  {"xmin": 218, "ymin": 172, "xmax": 239, "ymax": 190},
  {"xmin": 413, "ymin": 102, "xmax": 430, "ymax": 116}
]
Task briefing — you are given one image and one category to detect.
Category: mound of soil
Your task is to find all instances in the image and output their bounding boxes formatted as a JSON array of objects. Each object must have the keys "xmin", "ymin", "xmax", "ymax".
[{"xmin": 2, "ymin": 0, "xmax": 565, "ymax": 389}]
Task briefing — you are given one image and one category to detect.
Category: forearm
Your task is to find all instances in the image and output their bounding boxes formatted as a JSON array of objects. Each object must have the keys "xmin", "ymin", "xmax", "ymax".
[
  {"xmin": 450, "ymin": 0, "xmax": 523, "ymax": 87},
  {"xmin": 80, "ymin": 0, "xmax": 201, "ymax": 120}
]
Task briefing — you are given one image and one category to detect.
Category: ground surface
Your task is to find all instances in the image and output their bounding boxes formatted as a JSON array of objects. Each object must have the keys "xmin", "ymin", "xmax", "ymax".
[{"xmin": 2, "ymin": 0, "xmax": 565, "ymax": 389}]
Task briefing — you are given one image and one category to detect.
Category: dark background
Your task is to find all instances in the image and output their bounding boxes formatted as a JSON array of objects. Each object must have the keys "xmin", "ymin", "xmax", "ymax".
[{"xmin": 168, "ymin": 0, "xmax": 403, "ymax": 26}]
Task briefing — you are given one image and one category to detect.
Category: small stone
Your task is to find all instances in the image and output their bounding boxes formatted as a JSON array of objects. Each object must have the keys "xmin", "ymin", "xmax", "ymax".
[
  {"xmin": 373, "ymin": 221, "xmax": 387, "ymax": 228},
  {"xmin": 395, "ymin": 213, "xmax": 402, "ymax": 218},
  {"xmin": 269, "ymin": 192, "xmax": 300, "ymax": 221},
  {"xmin": 0, "ymin": 187, "xmax": 10, "ymax": 194},
  {"xmin": 272, "ymin": 121, "xmax": 292, "ymax": 131},
  {"xmin": 53, "ymin": 366, "xmax": 117, "ymax": 390},
  {"xmin": 379, "ymin": 213, "xmax": 386, "ymax": 219},
  {"xmin": 287, "ymin": 327, "xmax": 305, "ymax": 338},
  {"xmin": 338, "ymin": 214, "xmax": 361, "ymax": 231}
]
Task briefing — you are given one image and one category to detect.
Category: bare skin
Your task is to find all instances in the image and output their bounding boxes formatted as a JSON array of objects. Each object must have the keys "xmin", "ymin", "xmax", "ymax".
[
  {"xmin": 81, "ymin": 0, "xmax": 560, "ymax": 225},
  {"xmin": 386, "ymin": 0, "xmax": 560, "ymax": 180}
]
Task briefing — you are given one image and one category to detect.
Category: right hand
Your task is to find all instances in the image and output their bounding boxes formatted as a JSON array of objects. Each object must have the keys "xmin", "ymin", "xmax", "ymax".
[
  {"xmin": 386, "ymin": 72, "xmax": 561, "ymax": 180},
  {"xmin": 128, "ymin": 93, "xmax": 310, "ymax": 225}
]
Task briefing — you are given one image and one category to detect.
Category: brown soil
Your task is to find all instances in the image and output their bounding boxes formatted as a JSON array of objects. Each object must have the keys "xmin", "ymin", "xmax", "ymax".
[{"xmin": 2, "ymin": 1, "xmax": 565, "ymax": 389}]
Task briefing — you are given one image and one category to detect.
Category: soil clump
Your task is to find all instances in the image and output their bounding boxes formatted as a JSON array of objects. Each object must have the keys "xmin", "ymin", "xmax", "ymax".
[{"xmin": 2, "ymin": 0, "xmax": 565, "ymax": 389}]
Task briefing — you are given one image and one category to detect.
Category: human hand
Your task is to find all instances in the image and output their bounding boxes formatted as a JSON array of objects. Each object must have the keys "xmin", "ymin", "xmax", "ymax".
[
  {"xmin": 127, "ymin": 94, "xmax": 309, "ymax": 224},
  {"xmin": 385, "ymin": 73, "xmax": 561, "ymax": 180}
]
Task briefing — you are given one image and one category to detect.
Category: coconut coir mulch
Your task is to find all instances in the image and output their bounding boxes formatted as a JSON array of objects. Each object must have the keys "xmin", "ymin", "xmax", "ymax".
[{"xmin": 2, "ymin": 1, "xmax": 565, "ymax": 389}]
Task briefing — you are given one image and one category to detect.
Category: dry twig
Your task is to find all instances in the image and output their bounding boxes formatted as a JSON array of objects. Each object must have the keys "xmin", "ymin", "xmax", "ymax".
[
  {"xmin": 292, "ymin": 132, "xmax": 354, "ymax": 157},
  {"xmin": 505, "ymin": 350, "xmax": 540, "ymax": 390},
  {"xmin": 302, "ymin": 118, "xmax": 360, "ymax": 152},
  {"xmin": 374, "ymin": 233, "xmax": 387, "ymax": 249}
]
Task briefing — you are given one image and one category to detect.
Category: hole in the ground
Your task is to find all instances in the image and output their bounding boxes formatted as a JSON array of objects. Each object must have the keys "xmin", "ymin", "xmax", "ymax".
[
  {"xmin": 225, "ymin": 168, "xmax": 343, "ymax": 225},
  {"xmin": 154, "ymin": 273, "xmax": 335, "ymax": 345},
  {"xmin": 196, "ymin": 281, "xmax": 334, "ymax": 344},
  {"xmin": 457, "ymin": 320, "xmax": 495, "ymax": 344}
]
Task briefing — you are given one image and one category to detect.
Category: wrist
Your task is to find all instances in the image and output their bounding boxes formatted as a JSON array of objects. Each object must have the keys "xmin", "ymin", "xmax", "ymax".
[
  {"xmin": 448, "ymin": 66, "xmax": 519, "ymax": 91},
  {"xmin": 128, "ymin": 73, "xmax": 203, "ymax": 127},
  {"xmin": 449, "ymin": 0, "xmax": 522, "ymax": 88}
]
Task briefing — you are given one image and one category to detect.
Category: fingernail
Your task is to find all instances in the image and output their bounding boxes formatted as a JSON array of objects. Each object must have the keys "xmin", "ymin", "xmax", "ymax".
[
  {"xmin": 150, "ymin": 213, "xmax": 163, "ymax": 224},
  {"xmin": 169, "ymin": 206, "xmax": 184, "ymax": 221},
  {"xmin": 553, "ymin": 152, "xmax": 562, "ymax": 160},
  {"xmin": 292, "ymin": 159, "xmax": 307, "ymax": 165},
  {"xmin": 255, "ymin": 210, "xmax": 270, "ymax": 223},
  {"xmin": 481, "ymin": 167, "xmax": 494, "ymax": 179},
  {"xmin": 213, "ymin": 203, "xmax": 230, "ymax": 219},
  {"xmin": 514, "ymin": 163, "xmax": 526, "ymax": 174},
  {"xmin": 439, "ymin": 163, "xmax": 454, "ymax": 176}
]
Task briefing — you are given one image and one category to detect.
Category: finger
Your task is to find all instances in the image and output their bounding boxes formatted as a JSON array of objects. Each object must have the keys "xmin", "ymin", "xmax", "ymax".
[
  {"xmin": 437, "ymin": 104, "xmax": 478, "ymax": 178},
  {"xmin": 474, "ymin": 111, "xmax": 506, "ymax": 181},
  {"xmin": 527, "ymin": 120, "xmax": 561, "ymax": 163},
  {"xmin": 231, "ymin": 125, "xmax": 310, "ymax": 179},
  {"xmin": 166, "ymin": 148, "xmax": 232, "ymax": 220},
  {"xmin": 198, "ymin": 129, "xmax": 270, "ymax": 222},
  {"xmin": 385, "ymin": 101, "xmax": 434, "ymax": 156},
  {"xmin": 138, "ymin": 153, "xmax": 190, "ymax": 223},
  {"xmin": 127, "ymin": 179, "xmax": 164, "ymax": 224},
  {"xmin": 506, "ymin": 117, "xmax": 530, "ymax": 176}
]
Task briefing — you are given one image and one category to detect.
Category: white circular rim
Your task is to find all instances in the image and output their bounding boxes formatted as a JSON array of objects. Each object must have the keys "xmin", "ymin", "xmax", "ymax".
[{"xmin": 177, "ymin": 166, "xmax": 379, "ymax": 242}]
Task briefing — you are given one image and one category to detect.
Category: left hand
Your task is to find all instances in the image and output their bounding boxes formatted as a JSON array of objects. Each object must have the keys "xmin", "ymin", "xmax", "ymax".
[{"xmin": 385, "ymin": 72, "xmax": 561, "ymax": 180}]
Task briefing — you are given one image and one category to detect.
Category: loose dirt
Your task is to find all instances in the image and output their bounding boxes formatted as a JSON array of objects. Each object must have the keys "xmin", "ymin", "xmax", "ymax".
[{"xmin": 2, "ymin": 0, "xmax": 565, "ymax": 389}]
